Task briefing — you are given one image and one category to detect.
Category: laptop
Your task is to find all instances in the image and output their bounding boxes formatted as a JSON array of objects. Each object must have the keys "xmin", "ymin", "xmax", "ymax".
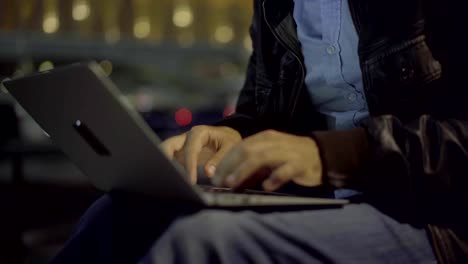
[{"xmin": 2, "ymin": 62, "xmax": 348, "ymax": 208}]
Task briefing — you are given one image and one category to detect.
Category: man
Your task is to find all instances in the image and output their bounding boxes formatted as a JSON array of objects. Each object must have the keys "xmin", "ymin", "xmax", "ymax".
[{"xmin": 53, "ymin": 0, "xmax": 468, "ymax": 263}]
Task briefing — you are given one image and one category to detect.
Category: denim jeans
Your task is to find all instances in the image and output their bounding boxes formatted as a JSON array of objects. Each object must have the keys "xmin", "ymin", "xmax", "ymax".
[{"xmin": 52, "ymin": 193, "xmax": 437, "ymax": 264}]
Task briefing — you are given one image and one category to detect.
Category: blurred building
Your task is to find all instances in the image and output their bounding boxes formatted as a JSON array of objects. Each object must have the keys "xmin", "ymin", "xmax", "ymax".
[
  {"xmin": 0, "ymin": 0, "xmax": 254, "ymax": 138},
  {"xmin": 0, "ymin": 0, "xmax": 255, "ymax": 189},
  {"xmin": 0, "ymin": 2, "xmax": 254, "ymax": 263},
  {"xmin": 0, "ymin": 0, "xmax": 252, "ymax": 49}
]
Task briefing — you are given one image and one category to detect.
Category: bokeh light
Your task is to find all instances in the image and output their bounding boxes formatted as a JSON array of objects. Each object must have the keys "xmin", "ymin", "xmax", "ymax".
[
  {"xmin": 173, "ymin": 4, "xmax": 194, "ymax": 28},
  {"xmin": 38, "ymin": 61, "xmax": 54, "ymax": 72},
  {"xmin": 134, "ymin": 16, "xmax": 151, "ymax": 39},
  {"xmin": 72, "ymin": 0, "xmax": 91, "ymax": 21},
  {"xmin": 214, "ymin": 25, "xmax": 234, "ymax": 44},
  {"xmin": 99, "ymin": 60, "xmax": 113, "ymax": 76},
  {"xmin": 175, "ymin": 108, "xmax": 193, "ymax": 126},
  {"xmin": 43, "ymin": 13, "xmax": 59, "ymax": 34}
]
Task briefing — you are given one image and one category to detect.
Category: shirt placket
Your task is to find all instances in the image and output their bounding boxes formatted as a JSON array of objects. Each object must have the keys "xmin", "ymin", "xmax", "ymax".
[{"xmin": 321, "ymin": 0, "xmax": 342, "ymax": 86}]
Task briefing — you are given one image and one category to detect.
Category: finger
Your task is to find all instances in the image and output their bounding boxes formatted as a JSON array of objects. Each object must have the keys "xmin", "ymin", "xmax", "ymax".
[
  {"xmin": 204, "ymin": 143, "xmax": 236, "ymax": 177},
  {"xmin": 184, "ymin": 127, "xmax": 210, "ymax": 182},
  {"xmin": 213, "ymin": 140, "xmax": 276, "ymax": 186},
  {"xmin": 173, "ymin": 149, "xmax": 185, "ymax": 165},
  {"xmin": 262, "ymin": 163, "xmax": 299, "ymax": 192},
  {"xmin": 197, "ymin": 147, "xmax": 216, "ymax": 165},
  {"xmin": 233, "ymin": 167, "xmax": 272, "ymax": 191},
  {"xmin": 224, "ymin": 151, "xmax": 284, "ymax": 190},
  {"xmin": 161, "ymin": 134, "xmax": 187, "ymax": 159},
  {"xmin": 211, "ymin": 146, "xmax": 243, "ymax": 186}
]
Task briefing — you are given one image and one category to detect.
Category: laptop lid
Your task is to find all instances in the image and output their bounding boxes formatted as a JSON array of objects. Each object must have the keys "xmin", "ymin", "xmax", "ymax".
[{"xmin": 3, "ymin": 62, "xmax": 204, "ymax": 205}]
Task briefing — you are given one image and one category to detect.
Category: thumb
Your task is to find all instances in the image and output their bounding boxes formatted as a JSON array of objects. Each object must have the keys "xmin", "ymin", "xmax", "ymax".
[{"xmin": 204, "ymin": 144, "xmax": 234, "ymax": 178}]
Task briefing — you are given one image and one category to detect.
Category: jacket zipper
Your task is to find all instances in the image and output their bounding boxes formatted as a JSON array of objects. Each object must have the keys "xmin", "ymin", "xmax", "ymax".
[{"xmin": 262, "ymin": 0, "xmax": 305, "ymax": 118}]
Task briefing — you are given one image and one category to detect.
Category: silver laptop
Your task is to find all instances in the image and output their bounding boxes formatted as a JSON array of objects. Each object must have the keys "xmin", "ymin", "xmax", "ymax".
[{"xmin": 3, "ymin": 62, "xmax": 347, "ymax": 208}]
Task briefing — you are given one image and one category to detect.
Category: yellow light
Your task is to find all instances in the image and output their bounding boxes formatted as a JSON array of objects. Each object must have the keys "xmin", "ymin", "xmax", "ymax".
[
  {"xmin": 243, "ymin": 35, "xmax": 253, "ymax": 52},
  {"xmin": 72, "ymin": 1, "xmax": 90, "ymax": 21},
  {"xmin": 99, "ymin": 60, "xmax": 113, "ymax": 76},
  {"xmin": 173, "ymin": 4, "xmax": 194, "ymax": 28},
  {"xmin": 134, "ymin": 17, "xmax": 151, "ymax": 39},
  {"xmin": 38, "ymin": 61, "xmax": 54, "ymax": 72},
  {"xmin": 214, "ymin": 25, "xmax": 234, "ymax": 44},
  {"xmin": 43, "ymin": 13, "xmax": 59, "ymax": 34}
]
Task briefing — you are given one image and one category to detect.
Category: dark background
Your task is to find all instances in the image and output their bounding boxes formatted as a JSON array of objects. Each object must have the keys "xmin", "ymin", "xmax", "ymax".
[{"xmin": 0, "ymin": 0, "xmax": 253, "ymax": 263}]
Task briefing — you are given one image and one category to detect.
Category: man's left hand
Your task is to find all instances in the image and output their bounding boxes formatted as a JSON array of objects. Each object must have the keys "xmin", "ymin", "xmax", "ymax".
[{"xmin": 212, "ymin": 130, "xmax": 323, "ymax": 192}]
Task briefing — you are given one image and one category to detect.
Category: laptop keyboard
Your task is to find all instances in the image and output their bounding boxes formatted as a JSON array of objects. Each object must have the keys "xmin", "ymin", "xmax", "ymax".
[
  {"xmin": 200, "ymin": 192, "xmax": 347, "ymax": 207},
  {"xmin": 197, "ymin": 185, "xmax": 290, "ymax": 196}
]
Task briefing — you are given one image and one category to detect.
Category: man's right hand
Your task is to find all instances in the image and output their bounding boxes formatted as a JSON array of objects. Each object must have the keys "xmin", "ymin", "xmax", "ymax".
[{"xmin": 161, "ymin": 125, "xmax": 242, "ymax": 184}]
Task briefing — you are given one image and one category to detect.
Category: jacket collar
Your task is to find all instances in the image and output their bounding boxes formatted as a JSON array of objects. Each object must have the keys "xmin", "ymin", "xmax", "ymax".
[
  {"xmin": 262, "ymin": 0, "xmax": 303, "ymax": 59},
  {"xmin": 261, "ymin": 0, "xmax": 293, "ymax": 27}
]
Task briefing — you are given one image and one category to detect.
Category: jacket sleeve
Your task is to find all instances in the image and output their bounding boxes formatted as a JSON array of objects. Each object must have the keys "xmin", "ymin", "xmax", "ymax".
[
  {"xmin": 314, "ymin": 115, "xmax": 468, "ymax": 199},
  {"xmin": 363, "ymin": 116, "xmax": 468, "ymax": 194},
  {"xmin": 215, "ymin": 52, "xmax": 264, "ymax": 138}
]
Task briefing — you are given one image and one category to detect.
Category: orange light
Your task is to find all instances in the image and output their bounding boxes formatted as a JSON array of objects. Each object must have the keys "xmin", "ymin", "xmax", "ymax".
[
  {"xmin": 223, "ymin": 106, "xmax": 235, "ymax": 117},
  {"xmin": 175, "ymin": 108, "xmax": 192, "ymax": 126}
]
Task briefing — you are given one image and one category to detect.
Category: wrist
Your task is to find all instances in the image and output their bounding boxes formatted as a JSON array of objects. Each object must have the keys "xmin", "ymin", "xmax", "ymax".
[
  {"xmin": 287, "ymin": 135, "xmax": 324, "ymax": 187},
  {"xmin": 304, "ymin": 136, "xmax": 323, "ymax": 185},
  {"xmin": 311, "ymin": 128, "xmax": 369, "ymax": 189}
]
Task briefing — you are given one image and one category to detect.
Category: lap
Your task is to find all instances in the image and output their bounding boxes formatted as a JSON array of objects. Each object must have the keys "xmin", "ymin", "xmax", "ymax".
[
  {"xmin": 51, "ymin": 193, "xmax": 197, "ymax": 264},
  {"xmin": 52, "ymin": 193, "xmax": 437, "ymax": 264},
  {"xmin": 144, "ymin": 204, "xmax": 437, "ymax": 264}
]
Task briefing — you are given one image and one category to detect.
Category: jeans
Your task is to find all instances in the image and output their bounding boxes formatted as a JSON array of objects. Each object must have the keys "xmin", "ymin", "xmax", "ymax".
[{"xmin": 52, "ymin": 193, "xmax": 437, "ymax": 264}]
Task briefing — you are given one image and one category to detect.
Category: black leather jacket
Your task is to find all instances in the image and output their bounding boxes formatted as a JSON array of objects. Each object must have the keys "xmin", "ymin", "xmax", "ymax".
[{"xmin": 218, "ymin": 0, "xmax": 468, "ymax": 262}]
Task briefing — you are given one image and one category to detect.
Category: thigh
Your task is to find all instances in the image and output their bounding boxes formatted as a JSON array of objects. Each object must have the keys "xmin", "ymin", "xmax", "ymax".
[
  {"xmin": 51, "ymin": 192, "xmax": 197, "ymax": 264},
  {"xmin": 145, "ymin": 204, "xmax": 437, "ymax": 264},
  {"xmin": 258, "ymin": 204, "xmax": 436, "ymax": 263}
]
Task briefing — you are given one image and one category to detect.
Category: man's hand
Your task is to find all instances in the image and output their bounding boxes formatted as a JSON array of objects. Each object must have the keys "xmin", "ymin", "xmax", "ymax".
[
  {"xmin": 161, "ymin": 125, "xmax": 242, "ymax": 183},
  {"xmin": 212, "ymin": 130, "xmax": 323, "ymax": 192}
]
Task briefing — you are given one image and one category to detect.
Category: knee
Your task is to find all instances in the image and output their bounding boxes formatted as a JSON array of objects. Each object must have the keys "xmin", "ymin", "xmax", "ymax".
[
  {"xmin": 73, "ymin": 194, "xmax": 113, "ymax": 232},
  {"xmin": 148, "ymin": 211, "xmax": 249, "ymax": 263},
  {"xmin": 73, "ymin": 192, "xmax": 132, "ymax": 234},
  {"xmin": 167, "ymin": 211, "xmax": 243, "ymax": 243}
]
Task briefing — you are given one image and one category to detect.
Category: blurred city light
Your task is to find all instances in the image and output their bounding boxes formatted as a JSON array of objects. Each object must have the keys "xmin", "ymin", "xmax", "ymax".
[
  {"xmin": 38, "ymin": 61, "xmax": 55, "ymax": 72},
  {"xmin": 223, "ymin": 106, "xmax": 235, "ymax": 117},
  {"xmin": 175, "ymin": 108, "xmax": 193, "ymax": 126},
  {"xmin": 1, "ymin": 0, "xmax": 253, "ymax": 47},
  {"xmin": 214, "ymin": 25, "xmax": 234, "ymax": 44},
  {"xmin": 99, "ymin": 60, "xmax": 113, "ymax": 76},
  {"xmin": 243, "ymin": 35, "xmax": 253, "ymax": 52},
  {"xmin": 72, "ymin": 0, "xmax": 91, "ymax": 21},
  {"xmin": 173, "ymin": 3, "xmax": 194, "ymax": 28},
  {"xmin": 135, "ymin": 90, "xmax": 155, "ymax": 113},
  {"xmin": 134, "ymin": 16, "xmax": 151, "ymax": 39},
  {"xmin": 43, "ymin": 13, "xmax": 59, "ymax": 34}
]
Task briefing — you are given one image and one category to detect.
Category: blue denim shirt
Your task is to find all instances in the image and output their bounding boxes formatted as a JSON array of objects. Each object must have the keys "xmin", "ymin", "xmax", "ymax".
[{"xmin": 293, "ymin": 0, "xmax": 369, "ymax": 130}]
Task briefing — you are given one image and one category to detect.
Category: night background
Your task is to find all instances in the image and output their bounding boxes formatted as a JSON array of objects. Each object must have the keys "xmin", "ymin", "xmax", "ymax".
[{"xmin": 0, "ymin": 0, "xmax": 252, "ymax": 263}]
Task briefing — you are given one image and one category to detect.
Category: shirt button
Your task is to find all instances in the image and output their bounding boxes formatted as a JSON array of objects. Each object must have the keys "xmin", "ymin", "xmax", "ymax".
[
  {"xmin": 348, "ymin": 93, "xmax": 357, "ymax": 101},
  {"xmin": 326, "ymin": 45, "xmax": 336, "ymax": 55}
]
